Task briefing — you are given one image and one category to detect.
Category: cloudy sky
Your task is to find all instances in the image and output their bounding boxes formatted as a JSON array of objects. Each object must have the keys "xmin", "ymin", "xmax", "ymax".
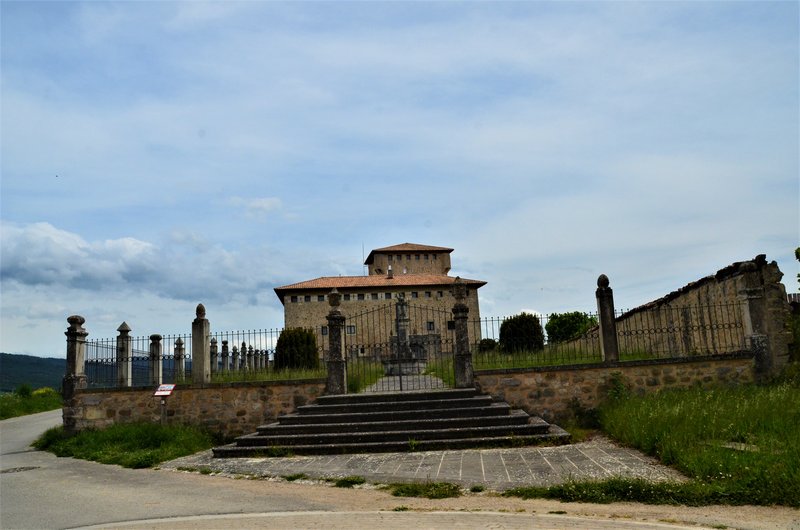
[{"xmin": 2, "ymin": 1, "xmax": 798, "ymax": 358}]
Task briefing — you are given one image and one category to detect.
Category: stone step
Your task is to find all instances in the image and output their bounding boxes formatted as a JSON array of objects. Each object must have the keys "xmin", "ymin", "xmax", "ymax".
[
  {"xmin": 257, "ymin": 410, "xmax": 532, "ymax": 436},
  {"xmin": 314, "ymin": 388, "xmax": 478, "ymax": 405},
  {"xmin": 295, "ymin": 395, "xmax": 494, "ymax": 415},
  {"xmin": 277, "ymin": 402, "xmax": 512, "ymax": 425},
  {"xmin": 212, "ymin": 425, "xmax": 571, "ymax": 457}
]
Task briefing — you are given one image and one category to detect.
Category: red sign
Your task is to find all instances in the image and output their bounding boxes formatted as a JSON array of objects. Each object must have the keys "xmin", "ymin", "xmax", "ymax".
[{"xmin": 154, "ymin": 384, "xmax": 175, "ymax": 397}]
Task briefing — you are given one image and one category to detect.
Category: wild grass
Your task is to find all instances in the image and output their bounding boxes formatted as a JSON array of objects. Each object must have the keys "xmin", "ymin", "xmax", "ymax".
[
  {"xmin": 0, "ymin": 386, "xmax": 62, "ymax": 420},
  {"xmin": 386, "ymin": 481, "xmax": 462, "ymax": 499},
  {"xmin": 473, "ymin": 348, "xmax": 665, "ymax": 371},
  {"xmin": 347, "ymin": 361, "xmax": 384, "ymax": 392},
  {"xmin": 33, "ymin": 422, "xmax": 217, "ymax": 469}
]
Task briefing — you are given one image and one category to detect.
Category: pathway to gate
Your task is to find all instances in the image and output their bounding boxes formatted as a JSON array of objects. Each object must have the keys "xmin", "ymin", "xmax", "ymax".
[{"xmin": 363, "ymin": 374, "xmax": 447, "ymax": 393}]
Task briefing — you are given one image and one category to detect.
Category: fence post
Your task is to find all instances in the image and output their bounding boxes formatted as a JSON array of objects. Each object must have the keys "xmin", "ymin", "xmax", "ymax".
[
  {"xmin": 452, "ymin": 277, "xmax": 475, "ymax": 388},
  {"xmin": 209, "ymin": 337, "xmax": 218, "ymax": 374},
  {"xmin": 175, "ymin": 338, "xmax": 185, "ymax": 382},
  {"xmin": 247, "ymin": 344, "xmax": 254, "ymax": 371},
  {"xmin": 738, "ymin": 262, "xmax": 771, "ymax": 379},
  {"xmin": 116, "ymin": 322, "xmax": 132, "ymax": 388},
  {"xmin": 192, "ymin": 303, "xmax": 211, "ymax": 384},
  {"xmin": 149, "ymin": 334, "xmax": 163, "ymax": 385},
  {"xmin": 596, "ymin": 274, "xmax": 619, "ymax": 363},
  {"xmin": 63, "ymin": 315, "xmax": 88, "ymax": 434},
  {"xmin": 325, "ymin": 288, "xmax": 347, "ymax": 394},
  {"xmin": 221, "ymin": 340, "xmax": 230, "ymax": 373},
  {"xmin": 232, "ymin": 345, "xmax": 240, "ymax": 372}
]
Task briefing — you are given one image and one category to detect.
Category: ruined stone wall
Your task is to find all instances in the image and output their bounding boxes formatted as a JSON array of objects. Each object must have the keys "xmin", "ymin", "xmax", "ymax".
[
  {"xmin": 64, "ymin": 379, "xmax": 325, "ymax": 438},
  {"xmin": 476, "ymin": 354, "xmax": 754, "ymax": 423}
]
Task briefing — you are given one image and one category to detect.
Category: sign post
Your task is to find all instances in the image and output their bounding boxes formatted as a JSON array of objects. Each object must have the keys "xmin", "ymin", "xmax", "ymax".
[{"xmin": 153, "ymin": 384, "xmax": 175, "ymax": 425}]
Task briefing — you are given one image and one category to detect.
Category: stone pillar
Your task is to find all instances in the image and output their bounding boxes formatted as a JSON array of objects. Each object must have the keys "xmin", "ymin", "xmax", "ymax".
[
  {"xmin": 596, "ymin": 274, "xmax": 619, "ymax": 363},
  {"xmin": 247, "ymin": 344, "xmax": 254, "ymax": 371},
  {"xmin": 174, "ymin": 337, "xmax": 186, "ymax": 382},
  {"xmin": 739, "ymin": 262, "xmax": 771, "ymax": 379},
  {"xmin": 221, "ymin": 340, "xmax": 230, "ymax": 373},
  {"xmin": 232, "ymin": 345, "xmax": 240, "ymax": 372},
  {"xmin": 191, "ymin": 303, "xmax": 211, "ymax": 384},
  {"xmin": 452, "ymin": 277, "xmax": 474, "ymax": 388},
  {"xmin": 63, "ymin": 315, "xmax": 88, "ymax": 400},
  {"xmin": 116, "ymin": 322, "xmax": 132, "ymax": 388},
  {"xmin": 149, "ymin": 334, "xmax": 163, "ymax": 386},
  {"xmin": 325, "ymin": 288, "xmax": 347, "ymax": 395},
  {"xmin": 210, "ymin": 338, "xmax": 218, "ymax": 374}
]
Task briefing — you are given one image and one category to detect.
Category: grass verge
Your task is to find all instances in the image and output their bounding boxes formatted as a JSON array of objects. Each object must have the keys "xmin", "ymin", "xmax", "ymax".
[
  {"xmin": 0, "ymin": 386, "xmax": 62, "ymax": 420},
  {"xmin": 34, "ymin": 422, "xmax": 217, "ymax": 469},
  {"xmin": 386, "ymin": 481, "xmax": 462, "ymax": 499}
]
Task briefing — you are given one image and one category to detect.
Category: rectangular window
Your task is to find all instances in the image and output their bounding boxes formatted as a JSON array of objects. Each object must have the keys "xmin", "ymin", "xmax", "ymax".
[
  {"xmin": 437, "ymin": 290, "xmax": 444, "ymax": 298},
  {"xmin": 427, "ymin": 321, "xmax": 435, "ymax": 331},
  {"xmin": 344, "ymin": 294, "xmax": 351, "ymax": 301},
  {"xmin": 321, "ymin": 326, "xmax": 328, "ymax": 336},
  {"xmin": 411, "ymin": 291, "xmax": 418, "ymax": 298},
  {"xmin": 371, "ymin": 293, "xmax": 379, "ymax": 300},
  {"xmin": 433, "ymin": 254, "xmax": 437, "ymax": 260},
  {"xmin": 318, "ymin": 295, "xmax": 325, "ymax": 302},
  {"xmin": 346, "ymin": 325, "xmax": 356, "ymax": 335},
  {"xmin": 385, "ymin": 292, "xmax": 392, "ymax": 300},
  {"xmin": 357, "ymin": 293, "xmax": 365, "ymax": 300},
  {"xmin": 290, "ymin": 295, "xmax": 298, "ymax": 303},
  {"xmin": 304, "ymin": 295, "xmax": 311, "ymax": 303},
  {"xmin": 415, "ymin": 254, "xmax": 420, "ymax": 260},
  {"xmin": 407, "ymin": 254, "xmax": 411, "ymax": 260},
  {"xmin": 447, "ymin": 320, "xmax": 455, "ymax": 330},
  {"xmin": 388, "ymin": 255, "xmax": 393, "ymax": 262},
  {"xmin": 424, "ymin": 254, "xmax": 429, "ymax": 260},
  {"xmin": 425, "ymin": 291, "xmax": 432, "ymax": 298}
]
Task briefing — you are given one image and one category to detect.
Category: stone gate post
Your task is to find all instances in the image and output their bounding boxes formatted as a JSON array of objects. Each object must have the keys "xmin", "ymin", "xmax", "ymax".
[
  {"xmin": 596, "ymin": 274, "xmax": 619, "ymax": 363},
  {"xmin": 149, "ymin": 334, "xmax": 163, "ymax": 386},
  {"xmin": 116, "ymin": 322, "xmax": 132, "ymax": 388},
  {"xmin": 325, "ymin": 288, "xmax": 347, "ymax": 394},
  {"xmin": 739, "ymin": 262, "xmax": 771, "ymax": 379},
  {"xmin": 452, "ymin": 277, "xmax": 475, "ymax": 388},
  {"xmin": 63, "ymin": 315, "xmax": 88, "ymax": 400},
  {"xmin": 192, "ymin": 303, "xmax": 211, "ymax": 384},
  {"xmin": 221, "ymin": 340, "xmax": 230, "ymax": 373},
  {"xmin": 174, "ymin": 337, "xmax": 186, "ymax": 382},
  {"xmin": 209, "ymin": 338, "xmax": 218, "ymax": 374}
]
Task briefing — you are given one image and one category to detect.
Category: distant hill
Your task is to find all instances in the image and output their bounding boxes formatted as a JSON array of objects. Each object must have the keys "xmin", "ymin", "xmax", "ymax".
[{"xmin": 0, "ymin": 353, "xmax": 65, "ymax": 392}]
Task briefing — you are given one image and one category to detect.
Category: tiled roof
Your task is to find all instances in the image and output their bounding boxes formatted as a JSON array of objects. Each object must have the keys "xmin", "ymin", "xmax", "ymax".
[
  {"xmin": 364, "ymin": 243, "xmax": 453, "ymax": 264},
  {"xmin": 274, "ymin": 274, "xmax": 486, "ymax": 302}
]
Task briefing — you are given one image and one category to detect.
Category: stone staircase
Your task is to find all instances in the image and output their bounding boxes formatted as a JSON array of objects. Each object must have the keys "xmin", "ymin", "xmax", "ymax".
[{"xmin": 213, "ymin": 388, "xmax": 570, "ymax": 457}]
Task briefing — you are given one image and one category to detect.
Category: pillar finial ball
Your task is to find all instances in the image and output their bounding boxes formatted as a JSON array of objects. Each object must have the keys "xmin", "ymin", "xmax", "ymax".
[
  {"xmin": 196, "ymin": 303, "xmax": 206, "ymax": 319},
  {"xmin": 597, "ymin": 274, "xmax": 610, "ymax": 288}
]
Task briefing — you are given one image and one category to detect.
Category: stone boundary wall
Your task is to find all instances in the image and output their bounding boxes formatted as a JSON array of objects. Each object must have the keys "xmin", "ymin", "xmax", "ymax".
[
  {"xmin": 65, "ymin": 379, "xmax": 325, "ymax": 438},
  {"xmin": 475, "ymin": 354, "xmax": 754, "ymax": 423}
]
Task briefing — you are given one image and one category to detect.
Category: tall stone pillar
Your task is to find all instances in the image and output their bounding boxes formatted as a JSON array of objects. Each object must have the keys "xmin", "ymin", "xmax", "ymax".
[
  {"xmin": 149, "ymin": 334, "xmax": 163, "ymax": 386},
  {"xmin": 63, "ymin": 315, "xmax": 88, "ymax": 400},
  {"xmin": 325, "ymin": 288, "xmax": 347, "ymax": 395},
  {"xmin": 209, "ymin": 338, "xmax": 218, "ymax": 374},
  {"xmin": 596, "ymin": 274, "xmax": 619, "ymax": 363},
  {"xmin": 192, "ymin": 303, "xmax": 211, "ymax": 384},
  {"xmin": 739, "ymin": 262, "xmax": 771, "ymax": 379},
  {"xmin": 221, "ymin": 340, "xmax": 230, "ymax": 373},
  {"xmin": 452, "ymin": 277, "xmax": 474, "ymax": 388},
  {"xmin": 116, "ymin": 322, "xmax": 132, "ymax": 388}
]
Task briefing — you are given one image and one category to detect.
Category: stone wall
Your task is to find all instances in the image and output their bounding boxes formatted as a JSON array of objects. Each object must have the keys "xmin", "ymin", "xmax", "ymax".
[
  {"xmin": 64, "ymin": 379, "xmax": 325, "ymax": 438},
  {"xmin": 475, "ymin": 354, "xmax": 754, "ymax": 423}
]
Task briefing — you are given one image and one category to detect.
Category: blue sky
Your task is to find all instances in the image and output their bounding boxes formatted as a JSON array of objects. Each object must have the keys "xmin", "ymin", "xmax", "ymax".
[{"xmin": 2, "ymin": 1, "xmax": 798, "ymax": 357}]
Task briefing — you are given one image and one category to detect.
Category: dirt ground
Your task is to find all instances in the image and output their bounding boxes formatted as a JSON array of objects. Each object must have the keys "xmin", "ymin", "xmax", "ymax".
[{"xmin": 174, "ymin": 471, "xmax": 799, "ymax": 530}]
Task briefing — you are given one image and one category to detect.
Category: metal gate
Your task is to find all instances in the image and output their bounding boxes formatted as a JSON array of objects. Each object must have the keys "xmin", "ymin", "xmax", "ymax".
[{"xmin": 344, "ymin": 294, "xmax": 455, "ymax": 392}]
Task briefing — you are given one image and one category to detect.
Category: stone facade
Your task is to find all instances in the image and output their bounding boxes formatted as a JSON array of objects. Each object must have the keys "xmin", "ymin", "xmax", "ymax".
[
  {"xmin": 476, "ymin": 354, "xmax": 755, "ymax": 423},
  {"xmin": 64, "ymin": 380, "xmax": 325, "ymax": 438},
  {"xmin": 274, "ymin": 243, "xmax": 487, "ymax": 349}
]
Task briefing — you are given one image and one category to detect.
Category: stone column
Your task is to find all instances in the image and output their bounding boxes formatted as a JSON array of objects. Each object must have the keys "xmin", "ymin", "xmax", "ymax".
[
  {"xmin": 116, "ymin": 322, "xmax": 132, "ymax": 388},
  {"xmin": 221, "ymin": 340, "xmax": 230, "ymax": 373},
  {"xmin": 63, "ymin": 315, "xmax": 88, "ymax": 400},
  {"xmin": 232, "ymin": 345, "xmax": 240, "ymax": 372},
  {"xmin": 247, "ymin": 345, "xmax": 254, "ymax": 371},
  {"xmin": 174, "ymin": 338, "xmax": 186, "ymax": 382},
  {"xmin": 149, "ymin": 334, "xmax": 163, "ymax": 386},
  {"xmin": 452, "ymin": 277, "xmax": 475, "ymax": 388},
  {"xmin": 191, "ymin": 303, "xmax": 211, "ymax": 384},
  {"xmin": 325, "ymin": 288, "xmax": 347, "ymax": 395},
  {"xmin": 209, "ymin": 338, "xmax": 218, "ymax": 374},
  {"xmin": 738, "ymin": 262, "xmax": 771, "ymax": 379},
  {"xmin": 596, "ymin": 274, "xmax": 619, "ymax": 363}
]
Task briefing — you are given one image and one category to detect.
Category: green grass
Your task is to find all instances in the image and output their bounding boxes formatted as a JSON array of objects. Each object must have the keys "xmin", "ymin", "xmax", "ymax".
[
  {"xmin": 0, "ymin": 386, "xmax": 62, "ymax": 420},
  {"xmin": 347, "ymin": 361, "xmax": 384, "ymax": 392},
  {"xmin": 334, "ymin": 475, "xmax": 366, "ymax": 488},
  {"xmin": 211, "ymin": 367, "xmax": 327, "ymax": 383},
  {"xmin": 33, "ymin": 422, "xmax": 217, "ymax": 469},
  {"xmin": 472, "ymin": 348, "xmax": 664, "ymax": 371},
  {"xmin": 386, "ymin": 481, "xmax": 462, "ymax": 499}
]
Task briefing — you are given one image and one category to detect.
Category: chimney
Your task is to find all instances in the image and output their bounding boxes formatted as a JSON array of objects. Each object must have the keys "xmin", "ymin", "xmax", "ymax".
[{"xmin": 387, "ymin": 265, "xmax": 393, "ymax": 279}]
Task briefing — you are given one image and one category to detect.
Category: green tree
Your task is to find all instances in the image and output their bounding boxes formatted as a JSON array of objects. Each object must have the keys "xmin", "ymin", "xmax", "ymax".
[
  {"xmin": 499, "ymin": 312, "xmax": 544, "ymax": 353},
  {"xmin": 545, "ymin": 312, "xmax": 598, "ymax": 343},
  {"xmin": 274, "ymin": 328, "xmax": 319, "ymax": 370}
]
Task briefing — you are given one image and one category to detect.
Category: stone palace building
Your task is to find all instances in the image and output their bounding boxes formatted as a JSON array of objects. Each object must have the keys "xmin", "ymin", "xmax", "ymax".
[{"xmin": 274, "ymin": 243, "xmax": 487, "ymax": 353}]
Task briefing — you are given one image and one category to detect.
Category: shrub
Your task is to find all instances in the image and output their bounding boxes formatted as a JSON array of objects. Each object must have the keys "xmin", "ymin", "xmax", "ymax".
[
  {"xmin": 477, "ymin": 338, "xmax": 497, "ymax": 352},
  {"xmin": 545, "ymin": 312, "xmax": 598, "ymax": 343},
  {"xmin": 274, "ymin": 328, "xmax": 319, "ymax": 370},
  {"xmin": 14, "ymin": 384, "xmax": 33, "ymax": 399},
  {"xmin": 499, "ymin": 312, "xmax": 544, "ymax": 353}
]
